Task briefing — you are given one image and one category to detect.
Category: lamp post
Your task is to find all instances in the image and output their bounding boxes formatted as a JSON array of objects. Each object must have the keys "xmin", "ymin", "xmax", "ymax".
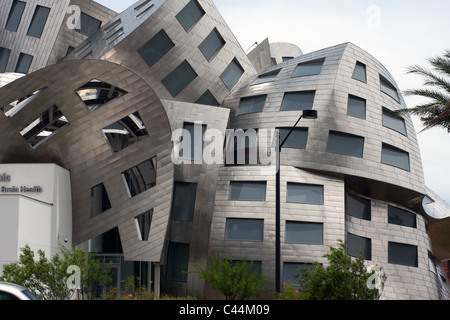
[{"xmin": 275, "ymin": 109, "xmax": 318, "ymax": 293}]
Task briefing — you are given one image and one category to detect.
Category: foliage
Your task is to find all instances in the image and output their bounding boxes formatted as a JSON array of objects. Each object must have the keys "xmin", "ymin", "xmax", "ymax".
[
  {"xmin": 396, "ymin": 50, "xmax": 450, "ymax": 132},
  {"xmin": 276, "ymin": 240, "xmax": 386, "ymax": 300},
  {"xmin": 0, "ymin": 244, "xmax": 112, "ymax": 300},
  {"xmin": 190, "ymin": 252, "xmax": 266, "ymax": 300}
]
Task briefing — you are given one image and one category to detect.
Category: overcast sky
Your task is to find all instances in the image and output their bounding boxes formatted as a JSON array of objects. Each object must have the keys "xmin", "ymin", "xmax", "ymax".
[{"xmin": 96, "ymin": 0, "xmax": 450, "ymax": 203}]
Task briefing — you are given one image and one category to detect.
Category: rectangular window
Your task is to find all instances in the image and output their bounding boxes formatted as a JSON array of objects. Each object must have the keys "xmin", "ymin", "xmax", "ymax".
[
  {"xmin": 91, "ymin": 183, "xmax": 111, "ymax": 217},
  {"xmin": 0, "ymin": 48, "xmax": 11, "ymax": 73},
  {"xmin": 254, "ymin": 69, "xmax": 281, "ymax": 85},
  {"xmin": 284, "ymin": 263, "xmax": 315, "ymax": 285},
  {"xmin": 237, "ymin": 95, "xmax": 267, "ymax": 115},
  {"xmin": 285, "ymin": 221, "xmax": 323, "ymax": 245},
  {"xmin": 122, "ymin": 157, "xmax": 157, "ymax": 198},
  {"xmin": 229, "ymin": 181, "xmax": 266, "ymax": 201},
  {"xmin": 135, "ymin": 209, "xmax": 153, "ymax": 241},
  {"xmin": 179, "ymin": 122, "xmax": 206, "ymax": 161},
  {"xmin": 287, "ymin": 183, "xmax": 324, "ymax": 205},
  {"xmin": 381, "ymin": 143, "xmax": 410, "ymax": 171},
  {"xmin": 15, "ymin": 52, "xmax": 33, "ymax": 74},
  {"xmin": 346, "ymin": 193, "xmax": 371, "ymax": 221},
  {"xmin": 76, "ymin": 12, "xmax": 102, "ymax": 37},
  {"xmin": 198, "ymin": 28, "xmax": 225, "ymax": 61},
  {"xmin": 277, "ymin": 127, "xmax": 308, "ymax": 149},
  {"xmin": 380, "ymin": 75, "xmax": 400, "ymax": 102},
  {"xmin": 347, "ymin": 94, "xmax": 366, "ymax": 119},
  {"xmin": 171, "ymin": 182, "xmax": 197, "ymax": 221},
  {"xmin": 162, "ymin": 60, "xmax": 198, "ymax": 97},
  {"xmin": 388, "ymin": 242, "xmax": 418, "ymax": 267},
  {"xmin": 5, "ymin": 0, "xmax": 26, "ymax": 32},
  {"xmin": 347, "ymin": 233, "xmax": 372, "ymax": 260},
  {"xmin": 27, "ymin": 5, "xmax": 50, "ymax": 38},
  {"xmin": 221, "ymin": 58, "xmax": 244, "ymax": 90},
  {"xmin": 166, "ymin": 242, "xmax": 189, "ymax": 282},
  {"xmin": 225, "ymin": 218, "xmax": 264, "ymax": 242},
  {"xmin": 292, "ymin": 59, "xmax": 325, "ymax": 77},
  {"xmin": 388, "ymin": 206, "xmax": 417, "ymax": 228},
  {"xmin": 176, "ymin": 0, "xmax": 205, "ymax": 32},
  {"xmin": 280, "ymin": 91, "xmax": 315, "ymax": 111},
  {"xmin": 327, "ymin": 131, "xmax": 364, "ymax": 158},
  {"xmin": 352, "ymin": 61, "xmax": 367, "ymax": 83},
  {"xmin": 383, "ymin": 108, "xmax": 407, "ymax": 136},
  {"xmin": 138, "ymin": 29, "xmax": 175, "ymax": 68}
]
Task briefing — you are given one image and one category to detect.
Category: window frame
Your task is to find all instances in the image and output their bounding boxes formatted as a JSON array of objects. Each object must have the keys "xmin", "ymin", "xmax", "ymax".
[
  {"xmin": 280, "ymin": 90, "xmax": 316, "ymax": 111},
  {"xmin": 285, "ymin": 221, "xmax": 324, "ymax": 245},
  {"xmin": 225, "ymin": 218, "xmax": 264, "ymax": 242},
  {"xmin": 292, "ymin": 58, "xmax": 325, "ymax": 77},
  {"xmin": 5, "ymin": 0, "xmax": 26, "ymax": 32},
  {"xmin": 326, "ymin": 130, "xmax": 365, "ymax": 158},
  {"xmin": 286, "ymin": 182, "xmax": 324, "ymax": 205},
  {"xmin": 381, "ymin": 143, "xmax": 410, "ymax": 171},
  {"xmin": 229, "ymin": 181, "xmax": 267, "ymax": 201},
  {"xmin": 26, "ymin": 5, "xmax": 51, "ymax": 39}
]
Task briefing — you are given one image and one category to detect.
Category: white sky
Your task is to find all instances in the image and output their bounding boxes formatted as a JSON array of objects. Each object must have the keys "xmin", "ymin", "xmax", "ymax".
[{"xmin": 96, "ymin": 0, "xmax": 450, "ymax": 203}]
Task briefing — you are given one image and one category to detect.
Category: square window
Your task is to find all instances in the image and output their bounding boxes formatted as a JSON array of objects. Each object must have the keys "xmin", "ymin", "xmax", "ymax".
[
  {"xmin": 346, "ymin": 193, "xmax": 371, "ymax": 221},
  {"xmin": 176, "ymin": 0, "xmax": 205, "ymax": 32},
  {"xmin": 225, "ymin": 218, "xmax": 264, "ymax": 242},
  {"xmin": 122, "ymin": 157, "xmax": 157, "ymax": 198},
  {"xmin": 221, "ymin": 58, "xmax": 244, "ymax": 90},
  {"xmin": 327, "ymin": 131, "xmax": 364, "ymax": 158},
  {"xmin": 287, "ymin": 183, "xmax": 324, "ymax": 205},
  {"xmin": 76, "ymin": 12, "xmax": 102, "ymax": 37},
  {"xmin": 5, "ymin": 0, "xmax": 26, "ymax": 32},
  {"xmin": 285, "ymin": 221, "xmax": 323, "ymax": 245},
  {"xmin": 27, "ymin": 5, "xmax": 50, "ymax": 38},
  {"xmin": 280, "ymin": 91, "xmax": 315, "ymax": 111},
  {"xmin": 138, "ymin": 29, "xmax": 175, "ymax": 68},
  {"xmin": 162, "ymin": 60, "xmax": 198, "ymax": 97},
  {"xmin": 198, "ymin": 28, "xmax": 225, "ymax": 61},
  {"xmin": 347, "ymin": 95, "xmax": 366, "ymax": 119},
  {"xmin": 292, "ymin": 59, "xmax": 325, "ymax": 77}
]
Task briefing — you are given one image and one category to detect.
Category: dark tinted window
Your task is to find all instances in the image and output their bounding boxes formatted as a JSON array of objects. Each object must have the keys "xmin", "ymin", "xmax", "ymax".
[
  {"xmin": 27, "ymin": 5, "xmax": 50, "ymax": 38},
  {"xmin": 162, "ymin": 60, "xmax": 198, "ymax": 97},
  {"xmin": 138, "ymin": 29, "xmax": 175, "ymax": 68},
  {"xmin": 176, "ymin": 0, "xmax": 205, "ymax": 31},
  {"xmin": 5, "ymin": 0, "xmax": 26, "ymax": 32},
  {"xmin": 388, "ymin": 242, "xmax": 418, "ymax": 267},
  {"xmin": 15, "ymin": 52, "xmax": 33, "ymax": 74},
  {"xmin": 76, "ymin": 12, "xmax": 102, "ymax": 37}
]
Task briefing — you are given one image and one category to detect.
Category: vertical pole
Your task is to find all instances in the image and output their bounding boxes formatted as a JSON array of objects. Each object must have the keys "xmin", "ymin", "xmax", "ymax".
[{"xmin": 275, "ymin": 133, "xmax": 281, "ymax": 293}]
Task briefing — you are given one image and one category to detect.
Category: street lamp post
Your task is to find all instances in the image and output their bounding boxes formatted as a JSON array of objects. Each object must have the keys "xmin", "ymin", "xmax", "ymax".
[{"xmin": 275, "ymin": 109, "xmax": 318, "ymax": 293}]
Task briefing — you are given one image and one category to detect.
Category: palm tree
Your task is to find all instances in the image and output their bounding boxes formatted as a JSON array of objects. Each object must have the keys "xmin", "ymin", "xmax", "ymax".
[{"xmin": 396, "ymin": 50, "xmax": 450, "ymax": 132}]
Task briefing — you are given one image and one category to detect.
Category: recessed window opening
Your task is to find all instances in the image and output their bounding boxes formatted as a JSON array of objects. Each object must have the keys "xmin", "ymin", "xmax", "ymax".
[
  {"xmin": 285, "ymin": 221, "xmax": 323, "ymax": 245},
  {"xmin": 382, "ymin": 107, "xmax": 407, "ymax": 136},
  {"xmin": 220, "ymin": 58, "xmax": 244, "ymax": 90},
  {"xmin": 347, "ymin": 233, "xmax": 372, "ymax": 260},
  {"xmin": 292, "ymin": 58, "xmax": 325, "ymax": 77},
  {"xmin": 171, "ymin": 182, "xmax": 197, "ymax": 221},
  {"xmin": 352, "ymin": 61, "xmax": 367, "ymax": 83},
  {"xmin": 138, "ymin": 29, "xmax": 175, "ymax": 68},
  {"xmin": 5, "ymin": 0, "xmax": 26, "ymax": 32},
  {"xmin": 327, "ymin": 131, "xmax": 364, "ymax": 158},
  {"xmin": 0, "ymin": 47, "xmax": 11, "ymax": 73},
  {"xmin": 27, "ymin": 5, "xmax": 50, "ymax": 38},
  {"xmin": 76, "ymin": 79, "xmax": 127, "ymax": 112},
  {"xmin": 388, "ymin": 242, "xmax": 418, "ymax": 267},
  {"xmin": 122, "ymin": 157, "xmax": 157, "ymax": 198},
  {"xmin": 388, "ymin": 205, "xmax": 417, "ymax": 228},
  {"xmin": 287, "ymin": 183, "xmax": 324, "ymax": 205},
  {"xmin": 91, "ymin": 183, "xmax": 112, "ymax": 217},
  {"xmin": 135, "ymin": 209, "xmax": 153, "ymax": 241},
  {"xmin": 15, "ymin": 52, "xmax": 33, "ymax": 74},
  {"xmin": 162, "ymin": 60, "xmax": 198, "ymax": 97},
  {"xmin": 347, "ymin": 94, "xmax": 366, "ymax": 119},
  {"xmin": 225, "ymin": 218, "xmax": 264, "ymax": 242},
  {"xmin": 179, "ymin": 122, "xmax": 207, "ymax": 161},
  {"xmin": 280, "ymin": 91, "xmax": 315, "ymax": 111},
  {"xmin": 229, "ymin": 181, "xmax": 267, "ymax": 201},
  {"xmin": 380, "ymin": 75, "xmax": 400, "ymax": 102},
  {"xmin": 346, "ymin": 193, "xmax": 371, "ymax": 221},
  {"xmin": 381, "ymin": 143, "xmax": 410, "ymax": 171},
  {"xmin": 237, "ymin": 95, "xmax": 267, "ymax": 115},
  {"xmin": 176, "ymin": 0, "xmax": 205, "ymax": 32},
  {"xmin": 1, "ymin": 87, "xmax": 46, "ymax": 118},
  {"xmin": 254, "ymin": 69, "xmax": 281, "ymax": 85},
  {"xmin": 75, "ymin": 12, "xmax": 102, "ymax": 37},
  {"xmin": 198, "ymin": 28, "xmax": 225, "ymax": 61}
]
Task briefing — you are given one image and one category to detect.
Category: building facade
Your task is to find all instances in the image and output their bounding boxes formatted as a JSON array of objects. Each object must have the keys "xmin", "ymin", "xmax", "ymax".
[{"xmin": 0, "ymin": 0, "xmax": 449, "ymax": 300}]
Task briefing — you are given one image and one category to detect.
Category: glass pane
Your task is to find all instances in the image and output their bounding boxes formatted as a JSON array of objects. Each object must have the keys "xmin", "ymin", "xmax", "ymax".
[
  {"xmin": 179, "ymin": 122, "xmax": 206, "ymax": 161},
  {"xmin": 352, "ymin": 61, "xmax": 367, "ymax": 83},
  {"xmin": 237, "ymin": 95, "xmax": 267, "ymax": 115},
  {"xmin": 1, "ymin": 87, "xmax": 46, "ymax": 118},
  {"xmin": 381, "ymin": 143, "xmax": 410, "ymax": 171},
  {"xmin": 347, "ymin": 95, "xmax": 366, "ymax": 119},
  {"xmin": 76, "ymin": 79, "xmax": 127, "ymax": 112},
  {"xmin": 221, "ymin": 58, "xmax": 244, "ymax": 90},
  {"xmin": 138, "ymin": 29, "xmax": 175, "ymax": 68},
  {"xmin": 347, "ymin": 233, "xmax": 371, "ymax": 260},
  {"xmin": 280, "ymin": 91, "xmax": 315, "ymax": 111},
  {"xmin": 76, "ymin": 12, "xmax": 102, "ymax": 37},
  {"xmin": 5, "ymin": 0, "xmax": 26, "ymax": 32},
  {"xmin": 229, "ymin": 181, "xmax": 266, "ymax": 201},
  {"xmin": 287, "ymin": 183, "xmax": 324, "ymax": 205},
  {"xmin": 27, "ymin": 5, "xmax": 50, "ymax": 38},
  {"xmin": 162, "ymin": 60, "xmax": 198, "ymax": 97},
  {"xmin": 176, "ymin": 0, "xmax": 205, "ymax": 31},
  {"xmin": 278, "ymin": 127, "xmax": 308, "ymax": 149},
  {"xmin": 122, "ymin": 157, "xmax": 157, "ymax": 197},
  {"xmin": 0, "ymin": 48, "xmax": 11, "ymax": 73},
  {"xmin": 285, "ymin": 221, "xmax": 323, "ymax": 245},
  {"xmin": 383, "ymin": 108, "xmax": 407, "ymax": 135},
  {"xmin": 292, "ymin": 59, "xmax": 324, "ymax": 77},
  {"xmin": 346, "ymin": 193, "xmax": 371, "ymax": 220},
  {"xmin": 254, "ymin": 69, "xmax": 281, "ymax": 85},
  {"xmin": 327, "ymin": 131, "xmax": 364, "ymax": 158},
  {"xmin": 91, "ymin": 183, "xmax": 111, "ymax": 217},
  {"xmin": 136, "ymin": 209, "xmax": 153, "ymax": 241},
  {"xmin": 198, "ymin": 28, "xmax": 225, "ymax": 61},
  {"xmin": 166, "ymin": 242, "xmax": 189, "ymax": 282},
  {"xmin": 172, "ymin": 182, "xmax": 197, "ymax": 221},
  {"xmin": 388, "ymin": 242, "xmax": 418, "ymax": 267},
  {"xmin": 15, "ymin": 53, "xmax": 33, "ymax": 74},
  {"xmin": 195, "ymin": 90, "xmax": 220, "ymax": 106},
  {"xmin": 388, "ymin": 206, "xmax": 417, "ymax": 228},
  {"xmin": 225, "ymin": 218, "xmax": 264, "ymax": 242},
  {"xmin": 380, "ymin": 75, "xmax": 400, "ymax": 102}
]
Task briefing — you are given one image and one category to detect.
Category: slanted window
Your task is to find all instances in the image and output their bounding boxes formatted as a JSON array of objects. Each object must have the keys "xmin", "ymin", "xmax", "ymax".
[
  {"xmin": 195, "ymin": 90, "xmax": 220, "ymax": 106},
  {"xmin": 287, "ymin": 183, "xmax": 324, "ymax": 205},
  {"xmin": 166, "ymin": 242, "xmax": 189, "ymax": 282},
  {"xmin": 76, "ymin": 12, "xmax": 102, "ymax": 37},
  {"xmin": 0, "ymin": 48, "xmax": 11, "ymax": 73},
  {"xmin": 225, "ymin": 218, "xmax": 264, "ymax": 242},
  {"xmin": 347, "ymin": 94, "xmax": 366, "ymax": 119},
  {"xmin": 380, "ymin": 75, "xmax": 400, "ymax": 102},
  {"xmin": 5, "ymin": 0, "xmax": 26, "ymax": 32},
  {"xmin": 388, "ymin": 206, "xmax": 417, "ymax": 228},
  {"xmin": 280, "ymin": 91, "xmax": 315, "ymax": 111},
  {"xmin": 76, "ymin": 79, "xmax": 127, "ymax": 112},
  {"xmin": 229, "ymin": 181, "xmax": 266, "ymax": 201},
  {"xmin": 277, "ymin": 127, "xmax": 308, "ymax": 149},
  {"xmin": 102, "ymin": 112, "xmax": 148, "ymax": 153},
  {"xmin": 176, "ymin": 0, "xmax": 205, "ymax": 32},
  {"xmin": 171, "ymin": 182, "xmax": 197, "ymax": 221},
  {"xmin": 15, "ymin": 53, "xmax": 33, "ymax": 74},
  {"xmin": 285, "ymin": 221, "xmax": 323, "ymax": 245},
  {"xmin": 20, "ymin": 105, "xmax": 69, "ymax": 148},
  {"xmin": 91, "ymin": 183, "xmax": 111, "ymax": 217},
  {"xmin": 1, "ymin": 87, "xmax": 46, "ymax": 118},
  {"xmin": 292, "ymin": 59, "xmax": 324, "ymax": 77},
  {"xmin": 352, "ymin": 61, "xmax": 367, "ymax": 83},
  {"xmin": 327, "ymin": 131, "xmax": 364, "ymax": 158},
  {"xmin": 198, "ymin": 28, "xmax": 225, "ymax": 61},
  {"xmin": 346, "ymin": 193, "xmax": 371, "ymax": 221},
  {"xmin": 254, "ymin": 69, "xmax": 281, "ymax": 85},
  {"xmin": 381, "ymin": 143, "xmax": 410, "ymax": 171},
  {"xmin": 27, "ymin": 5, "xmax": 50, "ymax": 38},
  {"xmin": 162, "ymin": 60, "xmax": 198, "ymax": 97},
  {"xmin": 122, "ymin": 157, "xmax": 157, "ymax": 198},
  {"xmin": 221, "ymin": 58, "xmax": 244, "ymax": 90},
  {"xmin": 347, "ymin": 233, "xmax": 372, "ymax": 260},
  {"xmin": 179, "ymin": 122, "xmax": 206, "ymax": 161},
  {"xmin": 237, "ymin": 95, "xmax": 267, "ymax": 115},
  {"xmin": 135, "ymin": 209, "xmax": 153, "ymax": 241},
  {"xmin": 138, "ymin": 29, "xmax": 175, "ymax": 68},
  {"xmin": 383, "ymin": 108, "xmax": 407, "ymax": 136},
  {"xmin": 388, "ymin": 242, "xmax": 418, "ymax": 267}
]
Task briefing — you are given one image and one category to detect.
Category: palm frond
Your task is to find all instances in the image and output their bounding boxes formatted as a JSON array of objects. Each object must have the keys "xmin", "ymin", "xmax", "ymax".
[{"xmin": 405, "ymin": 65, "xmax": 450, "ymax": 94}]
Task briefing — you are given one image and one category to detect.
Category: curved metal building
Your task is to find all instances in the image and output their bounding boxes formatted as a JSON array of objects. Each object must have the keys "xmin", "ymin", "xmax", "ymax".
[{"xmin": 0, "ymin": 0, "xmax": 449, "ymax": 300}]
